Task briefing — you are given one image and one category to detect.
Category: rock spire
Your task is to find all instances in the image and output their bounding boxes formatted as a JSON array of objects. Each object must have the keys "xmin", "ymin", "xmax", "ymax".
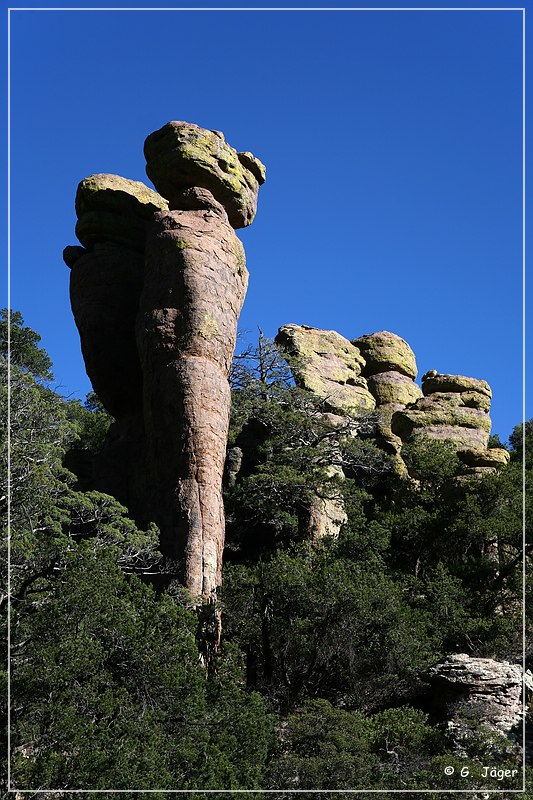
[{"xmin": 65, "ymin": 122, "xmax": 265, "ymax": 600}]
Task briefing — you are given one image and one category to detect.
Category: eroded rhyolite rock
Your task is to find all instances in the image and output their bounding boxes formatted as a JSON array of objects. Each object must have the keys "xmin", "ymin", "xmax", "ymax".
[
  {"xmin": 352, "ymin": 331, "xmax": 418, "ymax": 379},
  {"xmin": 144, "ymin": 121, "xmax": 266, "ymax": 228},
  {"xmin": 66, "ymin": 123, "xmax": 265, "ymax": 603},
  {"xmin": 367, "ymin": 371, "xmax": 423, "ymax": 406},
  {"xmin": 275, "ymin": 324, "xmax": 375, "ymax": 415},
  {"xmin": 75, "ymin": 174, "xmax": 168, "ymax": 251},
  {"xmin": 427, "ymin": 654, "xmax": 530, "ymax": 738},
  {"xmin": 458, "ymin": 447, "xmax": 511, "ymax": 469},
  {"xmin": 67, "ymin": 243, "xmax": 144, "ymax": 421},
  {"xmin": 422, "ymin": 372, "xmax": 491, "ymax": 399},
  {"xmin": 392, "ymin": 372, "xmax": 493, "ymax": 453},
  {"xmin": 137, "ymin": 193, "xmax": 249, "ymax": 596},
  {"xmin": 307, "ymin": 465, "xmax": 347, "ymax": 542}
]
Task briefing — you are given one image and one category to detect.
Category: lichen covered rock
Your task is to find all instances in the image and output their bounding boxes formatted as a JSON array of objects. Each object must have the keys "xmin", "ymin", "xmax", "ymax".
[
  {"xmin": 458, "ymin": 447, "xmax": 511, "ymax": 470},
  {"xmin": 144, "ymin": 121, "xmax": 266, "ymax": 229},
  {"xmin": 352, "ymin": 330, "xmax": 418, "ymax": 379},
  {"xmin": 422, "ymin": 372, "xmax": 491, "ymax": 398},
  {"xmin": 392, "ymin": 374, "xmax": 493, "ymax": 453},
  {"xmin": 75, "ymin": 173, "xmax": 168, "ymax": 251},
  {"xmin": 275, "ymin": 324, "xmax": 375, "ymax": 415},
  {"xmin": 307, "ymin": 465, "xmax": 348, "ymax": 542},
  {"xmin": 367, "ymin": 371, "xmax": 423, "ymax": 406}
]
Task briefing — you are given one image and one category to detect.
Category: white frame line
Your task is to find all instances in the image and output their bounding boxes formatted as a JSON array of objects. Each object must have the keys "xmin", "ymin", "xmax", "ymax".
[{"xmin": 6, "ymin": 5, "xmax": 527, "ymax": 794}]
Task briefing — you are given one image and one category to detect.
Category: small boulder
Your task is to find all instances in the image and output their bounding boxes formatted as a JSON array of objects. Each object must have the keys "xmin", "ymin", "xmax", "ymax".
[
  {"xmin": 367, "ymin": 371, "xmax": 423, "ymax": 406},
  {"xmin": 352, "ymin": 330, "xmax": 418, "ymax": 379},
  {"xmin": 426, "ymin": 653, "xmax": 527, "ymax": 737},
  {"xmin": 422, "ymin": 372, "xmax": 492, "ymax": 398}
]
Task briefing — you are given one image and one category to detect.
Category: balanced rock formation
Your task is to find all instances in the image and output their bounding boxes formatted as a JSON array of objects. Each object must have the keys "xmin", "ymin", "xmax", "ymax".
[
  {"xmin": 352, "ymin": 331, "xmax": 422, "ymax": 462},
  {"xmin": 65, "ymin": 174, "xmax": 168, "ymax": 420},
  {"xmin": 392, "ymin": 370, "xmax": 509, "ymax": 475},
  {"xmin": 65, "ymin": 123, "xmax": 265, "ymax": 600},
  {"xmin": 426, "ymin": 654, "xmax": 532, "ymax": 746},
  {"xmin": 276, "ymin": 325, "xmax": 508, "ymax": 483},
  {"xmin": 144, "ymin": 121, "xmax": 265, "ymax": 228}
]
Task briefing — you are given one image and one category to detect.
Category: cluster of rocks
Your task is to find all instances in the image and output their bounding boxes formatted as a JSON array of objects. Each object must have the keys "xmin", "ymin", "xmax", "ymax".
[
  {"xmin": 275, "ymin": 323, "xmax": 509, "ymax": 481},
  {"xmin": 273, "ymin": 324, "xmax": 509, "ymax": 539},
  {"xmin": 64, "ymin": 121, "xmax": 265, "ymax": 599}
]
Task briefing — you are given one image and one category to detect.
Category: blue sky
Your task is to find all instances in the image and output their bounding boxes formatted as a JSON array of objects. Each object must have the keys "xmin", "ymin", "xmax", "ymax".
[{"xmin": 5, "ymin": 3, "xmax": 527, "ymax": 440}]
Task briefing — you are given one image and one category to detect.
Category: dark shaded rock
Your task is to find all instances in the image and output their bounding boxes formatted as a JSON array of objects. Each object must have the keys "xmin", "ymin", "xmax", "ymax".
[
  {"xmin": 144, "ymin": 121, "xmax": 265, "ymax": 229},
  {"xmin": 68, "ymin": 243, "xmax": 144, "ymax": 421},
  {"xmin": 63, "ymin": 245, "xmax": 86, "ymax": 268},
  {"xmin": 224, "ymin": 446, "xmax": 243, "ymax": 490}
]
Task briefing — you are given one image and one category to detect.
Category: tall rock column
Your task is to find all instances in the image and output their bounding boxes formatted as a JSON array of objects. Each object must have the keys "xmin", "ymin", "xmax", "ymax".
[{"xmin": 139, "ymin": 122, "xmax": 265, "ymax": 598}]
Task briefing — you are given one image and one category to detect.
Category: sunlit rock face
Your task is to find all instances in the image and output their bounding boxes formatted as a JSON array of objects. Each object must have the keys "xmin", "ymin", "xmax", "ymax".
[
  {"xmin": 276, "ymin": 325, "xmax": 507, "ymax": 483},
  {"xmin": 426, "ymin": 653, "xmax": 531, "ymax": 750}
]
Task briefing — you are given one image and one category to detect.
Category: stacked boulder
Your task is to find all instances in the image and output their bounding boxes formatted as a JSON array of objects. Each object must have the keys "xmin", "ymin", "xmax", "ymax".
[
  {"xmin": 275, "ymin": 324, "xmax": 375, "ymax": 416},
  {"xmin": 276, "ymin": 325, "xmax": 510, "ymax": 499},
  {"xmin": 64, "ymin": 175, "xmax": 169, "ymax": 508},
  {"xmin": 65, "ymin": 174, "xmax": 168, "ymax": 421},
  {"xmin": 391, "ymin": 371, "xmax": 510, "ymax": 475},
  {"xmin": 351, "ymin": 331, "xmax": 422, "ymax": 465}
]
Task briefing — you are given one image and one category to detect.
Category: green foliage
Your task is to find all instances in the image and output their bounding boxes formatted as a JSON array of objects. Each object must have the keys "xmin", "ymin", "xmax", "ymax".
[
  {"xmin": 0, "ymin": 308, "xmax": 53, "ymax": 381},
  {"xmin": 226, "ymin": 333, "xmax": 390, "ymax": 555},
  {"xmin": 266, "ymin": 699, "xmax": 449, "ymax": 790},
  {"xmin": 222, "ymin": 542, "xmax": 437, "ymax": 713},
  {"xmin": 65, "ymin": 392, "xmax": 112, "ymax": 453},
  {"xmin": 5, "ymin": 313, "xmax": 272, "ymax": 792}
]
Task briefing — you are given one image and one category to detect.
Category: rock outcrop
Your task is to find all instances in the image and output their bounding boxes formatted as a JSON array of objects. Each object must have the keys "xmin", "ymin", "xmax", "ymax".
[
  {"xmin": 276, "ymin": 326, "xmax": 508, "ymax": 482},
  {"xmin": 274, "ymin": 324, "xmax": 374, "ymax": 540},
  {"xmin": 392, "ymin": 370, "xmax": 509, "ymax": 475},
  {"xmin": 426, "ymin": 654, "xmax": 532, "ymax": 748},
  {"xmin": 275, "ymin": 324, "xmax": 375, "ymax": 415},
  {"xmin": 65, "ymin": 122, "xmax": 265, "ymax": 600}
]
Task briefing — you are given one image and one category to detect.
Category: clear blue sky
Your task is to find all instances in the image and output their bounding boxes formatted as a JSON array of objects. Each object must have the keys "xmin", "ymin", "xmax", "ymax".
[{"xmin": 5, "ymin": 3, "xmax": 528, "ymax": 440}]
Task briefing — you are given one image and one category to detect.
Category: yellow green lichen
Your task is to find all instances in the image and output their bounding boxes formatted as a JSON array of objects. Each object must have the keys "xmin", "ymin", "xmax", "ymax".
[{"xmin": 197, "ymin": 312, "xmax": 220, "ymax": 341}]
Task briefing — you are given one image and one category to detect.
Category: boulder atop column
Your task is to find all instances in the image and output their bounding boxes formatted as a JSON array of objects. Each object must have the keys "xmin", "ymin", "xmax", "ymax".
[
  {"xmin": 75, "ymin": 173, "xmax": 168, "ymax": 252},
  {"xmin": 144, "ymin": 121, "xmax": 266, "ymax": 229}
]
